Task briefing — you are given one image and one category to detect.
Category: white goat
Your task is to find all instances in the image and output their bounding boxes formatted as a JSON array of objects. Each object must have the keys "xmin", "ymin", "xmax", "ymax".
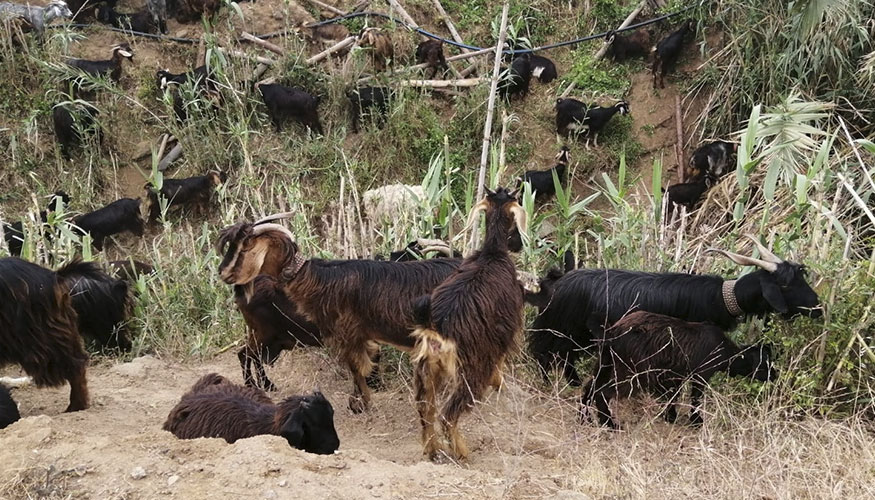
[{"xmin": 0, "ymin": 0, "xmax": 72, "ymax": 39}]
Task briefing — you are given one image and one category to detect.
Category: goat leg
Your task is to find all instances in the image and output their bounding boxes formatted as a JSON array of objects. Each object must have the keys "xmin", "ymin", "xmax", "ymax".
[
  {"xmin": 65, "ymin": 364, "xmax": 90, "ymax": 412},
  {"xmin": 238, "ymin": 347, "xmax": 256, "ymax": 388},
  {"xmin": 414, "ymin": 358, "xmax": 446, "ymax": 461},
  {"xmin": 255, "ymin": 344, "xmax": 277, "ymax": 392},
  {"xmin": 688, "ymin": 376, "xmax": 706, "ymax": 426},
  {"xmin": 346, "ymin": 350, "xmax": 373, "ymax": 413}
]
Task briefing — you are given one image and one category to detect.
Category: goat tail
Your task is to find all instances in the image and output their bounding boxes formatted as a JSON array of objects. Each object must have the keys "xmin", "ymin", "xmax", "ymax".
[{"xmin": 411, "ymin": 327, "xmax": 458, "ymax": 384}]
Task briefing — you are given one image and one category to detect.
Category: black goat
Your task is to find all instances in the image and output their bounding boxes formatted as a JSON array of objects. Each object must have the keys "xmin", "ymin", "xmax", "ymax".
[
  {"xmin": 346, "ymin": 86, "xmax": 391, "ymax": 133},
  {"xmin": 605, "ymin": 29, "xmax": 651, "ymax": 62},
  {"xmin": 690, "ymin": 140, "xmax": 736, "ymax": 178},
  {"xmin": 583, "ymin": 311, "xmax": 777, "ymax": 428},
  {"xmin": 529, "ymin": 54, "xmax": 557, "ymax": 83},
  {"xmin": 3, "ymin": 191, "xmax": 70, "ymax": 257},
  {"xmin": 66, "ymin": 43, "xmax": 134, "ymax": 83},
  {"xmin": 64, "ymin": 259, "xmax": 133, "ymax": 350},
  {"xmin": 163, "ymin": 374, "xmax": 340, "ymax": 455},
  {"xmin": 0, "ymin": 257, "xmax": 90, "ymax": 411},
  {"xmin": 579, "ymin": 101, "xmax": 630, "ymax": 149},
  {"xmin": 72, "ymin": 198, "xmax": 145, "ymax": 251},
  {"xmin": 499, "ymin": 54, "xmax": 532, "ymax": 99},
  {"xmin": 234, "ymin": 275, "xmax": 322, "ymax": 391},
  {"xmin": 145, "ymin": 171, "xmax": 226, "ymax": 222},
  {"xmin": 0, "ymin": 384, "xmax": 20, "ymax": 429},
  {"xmin": 530, "ymin": 236, "xmax": 822, "ymax": 386},
  {"xmin": 415, "ymin": 40, "xmax": 448, "ymax": 79},
  {"xmin": 666, "ymin": 172, "xmax": 715, "ymax": 216},
  {"xmin": 652, "ymin": 20, "xmax": 693, "ymax": 89},
  {"xmin": 257, "ymin": 83, "xmax": 323, "ymax": 135},
  {"xmin": 95, "ymin": 4, "xmax": 157, "ymax": 33},
  {"xmin": 412, "ymin": 187, "xmax": 527, "ymax": 461},
  {"xmin": 555, "ymin": 98, "xmax": 591, "ymax": 137},
  {"xmin": 517, "ymin": 146, "xmax": 570, "ymax": 202},
  {"xmin": 52, "ymin": 101, "xmax": 102, "ymax": 158}
]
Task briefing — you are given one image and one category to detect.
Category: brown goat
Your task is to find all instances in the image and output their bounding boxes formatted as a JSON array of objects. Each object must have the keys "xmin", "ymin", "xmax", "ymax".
[
  {"xmin": 216, "ymin": 215, "xmax": 461, "ymax": 413},
  {"xmin": 0, "ymin": 257, "xmax": 89, "ymax": 412},
  {"xmin": 358, "ymin": 27, "xmax": 394, "ymax": 72},
  {"xmin": 415, "ymin": 40, "xmax": 448, "ymax": 79},
  {"xmin": 163, "ymin": 373, "xmax": 340, "ymax": 454},
  {"xmin": 412, "ymin": 187, "xmax": 528, "ymax": 461}
]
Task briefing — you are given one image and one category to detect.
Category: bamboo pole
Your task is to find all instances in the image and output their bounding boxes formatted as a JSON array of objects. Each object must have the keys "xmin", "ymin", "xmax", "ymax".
[
  {"xmin": 241, "ymin": 32, "xmax": 285, "ymax": 56},
  {"xmin": 430, "ymin": 0, "xmax": 470, "ymax": 77},
  {"xmin": 593, "ymin": 0, "xmax": 648, "ymax": 60},
  {"xmin": 385, "ymin": 0, "xmax": 419, "ymax": 28},
  {"xmin": 307, "ymin": 36, "xmax": 356, "ymax": 65},
  {"xmin": 675, "ymin": 95, "xmax": 685, "ymax": 182},
  {"xmin": 470, "ymin": 2, "xmax": 510, "ymax": 253},
  {"xmin": 158, "ymin": 143, "xmax": 183, "ymax": 171},
  {"xmin": 219, "ymin": 48, "xmax": 275, "ymax": 65},
  {"xmin": 561, "ymin": 0, "xmax": 648, "ymax": 98}
]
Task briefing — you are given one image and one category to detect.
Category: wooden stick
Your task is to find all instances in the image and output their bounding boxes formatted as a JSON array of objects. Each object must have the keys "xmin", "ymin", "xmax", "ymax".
[
  {"xmin": 593, "ymin": 0, "xmax": 648, "ymax": 61},
  {"xmin": 307, "ymin": 36, "xmax": 356, "ymax": 65},
  {"xmin": 397, "ymin": 77, "xmax": 486, "ymax": 87},
  {"xmin": 156, "ymin": 133, "xmax": 170, "ymax": 164},
  {"xmin": 158, "ymin": 143, "xmax": 183, "ymax": 172},
  {"xmin": 431, "ymin": 0, "xmax": 469, "ymax": 52},
  {"xmin": 253, "ymin": 62, "xmax": 270, "ymax": 80},
  {"xmin": 241, "ymin": 32, "xmax": 285, "ymax": 56},
  {"xmin": 219, "ymin": 48, "xmax": 275, "ymax": 65},
  {"xmin": 675, "ymin": 95, "xmax": 685, "ymax": 182},
  {"xmin": 470, "ymin": 2, "xmax": 510, "ymax": 253},
  {"xmin": 305, "ymin": 0, "xmax": 346, "ymax": 16},
  {"xmin": 385, "ymin": 0, "xmax": 419, "ymax": 28}
]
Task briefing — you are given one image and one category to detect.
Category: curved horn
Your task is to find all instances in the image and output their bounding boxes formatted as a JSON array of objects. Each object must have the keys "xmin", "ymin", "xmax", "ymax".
[
  {"xmin": 254, "ymin": 212, "xmax": 294, "ymax": 226},
  {"xmin": 706, "ymin": 248, "xmax": 778, "ymax": 272},
  {"xmin": 420, "ymin": 245, "xmax": 453, "ymax": 257},
  {"xmin": 509, "ymin": 203, "xmax": 529, "ymax": 245},
  {"xmin": 744, "ymin": 234, "xmax": 783, "ymax": 264},
  {"xmin": 252, "ymin": 223, "xmax": 295, "ymax": 241}
]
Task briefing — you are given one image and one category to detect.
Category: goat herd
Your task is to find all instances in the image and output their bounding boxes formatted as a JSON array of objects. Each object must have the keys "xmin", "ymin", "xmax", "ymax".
[{"xmin": 1, "ymin": 2, "xmax": 826, "ymax": 463}]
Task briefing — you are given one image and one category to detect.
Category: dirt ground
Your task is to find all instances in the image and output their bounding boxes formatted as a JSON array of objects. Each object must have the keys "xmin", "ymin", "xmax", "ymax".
[{"xmin": 3, "ymin": 350, "xmax": 875, "ymax": 500}]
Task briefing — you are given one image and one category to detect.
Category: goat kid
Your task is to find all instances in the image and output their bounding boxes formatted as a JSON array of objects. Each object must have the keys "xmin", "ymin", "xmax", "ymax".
[
  {"xmin": 517, "ymin": 145, "xmax": 570, "ymax": 203},
  {"xmin": 578, "ymin": 100, "xmax": 630, "ymax": 149},
  {"xmin": 164, "ymin": 373, "xmax": 340, "ymax": 454},
  {"xmin": 66, "ymin": 43, "xmax": 134, "ymax": 83},
  {"xmin": 0, "ymin": 0, "xmax": 71, "ymax": 40},
  {"xmin": 415, "ymin": 40, "xmax": 448, "ymax": 79},
  {"xmin": 412, "ymin": 187, "xmax": 527, "ymax": 461},
  {"xmin": 690, "ymin": 140, "xmax": 736, "ymax": 178},
  {"xmin": 53, "ymin": 101, "xmax": 102, "ymax": 158},
  {"xmin": 358, "ymin": 27, "xmax": 394, "ymax": 72},
  {"xmin": 346, "ymin": 86, "xmax": 391, "ymax": 133},
  {"xmin": 3, "ymin": 191, "xmax": 70, "ymax": 257},
  {"xmin": 145, "ymin": 171, "xmax": 226, "ymax": 222},
  {"xmin": 583, "ymin": 311, "xmax": 777, "ymax": 428},
  {"xmin": 605, "ymin": 29, "xmax": 651, "ymax": 61}
]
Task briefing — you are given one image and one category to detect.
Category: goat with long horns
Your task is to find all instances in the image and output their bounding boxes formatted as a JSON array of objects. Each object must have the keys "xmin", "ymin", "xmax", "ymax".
[
  {"xmin": 216, "ymin": 212, "xmax": 462, "ymax": 412},
  {"xmin": 528, "ymin": 234, "xmax": 822, "ymax": 387}
]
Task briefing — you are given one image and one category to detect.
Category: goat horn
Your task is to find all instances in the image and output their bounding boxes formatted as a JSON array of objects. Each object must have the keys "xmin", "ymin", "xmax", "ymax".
[
  {"xmin": 252, "ymin": 223, "xmax": 295, "ymax": 241},
  {"xmin": 420, "ymin": 245, "xmax": 453, "ymax": 257},
  {"xmin": 254, "ymin": 212, "xmax": 294, "ymax": 225},
  {"xmin": 743, "ymin": 234, "xmax": 783, "ymax": 264},
  {"xmin": 706, "ymin": 248, "xmax": 778, "ymax": 272}
]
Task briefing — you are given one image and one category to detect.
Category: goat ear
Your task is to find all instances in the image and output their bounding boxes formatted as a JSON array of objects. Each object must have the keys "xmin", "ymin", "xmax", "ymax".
[
  {"xmin": 509, "ymin": 204, "xmax": 529, "ymax": 245},
  {"xmin": 280, "ymin": 409, "xmax": 305, "ymax": 449},
  {"xmin": 760, "ymin": 277, "xmax": 789, "ymax": 313}
]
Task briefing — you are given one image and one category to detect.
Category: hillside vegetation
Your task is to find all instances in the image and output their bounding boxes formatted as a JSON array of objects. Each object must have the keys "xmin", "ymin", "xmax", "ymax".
[{"xmin": 1, "ymin": 0, "xmax": 874, "ymax": 497}]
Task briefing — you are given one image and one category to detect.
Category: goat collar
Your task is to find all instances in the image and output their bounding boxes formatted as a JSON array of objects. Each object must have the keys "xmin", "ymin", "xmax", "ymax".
[
  {"xmin": 281, "ymin": 253, "xmax": 307, "ymax": 281},
  {"xmin": 722, "ymin": 279, "xmax": 743, "ymax": 317}
]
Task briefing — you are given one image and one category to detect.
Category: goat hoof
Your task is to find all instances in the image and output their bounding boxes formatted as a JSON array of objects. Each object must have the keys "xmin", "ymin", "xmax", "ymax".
[
  {"xmin": 348, "ymin": 395, "xmax": 367, "ymax": 414},
  {"xmin": 263, "ymin": 382, "xmax": 278, "ymax": 392}
]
